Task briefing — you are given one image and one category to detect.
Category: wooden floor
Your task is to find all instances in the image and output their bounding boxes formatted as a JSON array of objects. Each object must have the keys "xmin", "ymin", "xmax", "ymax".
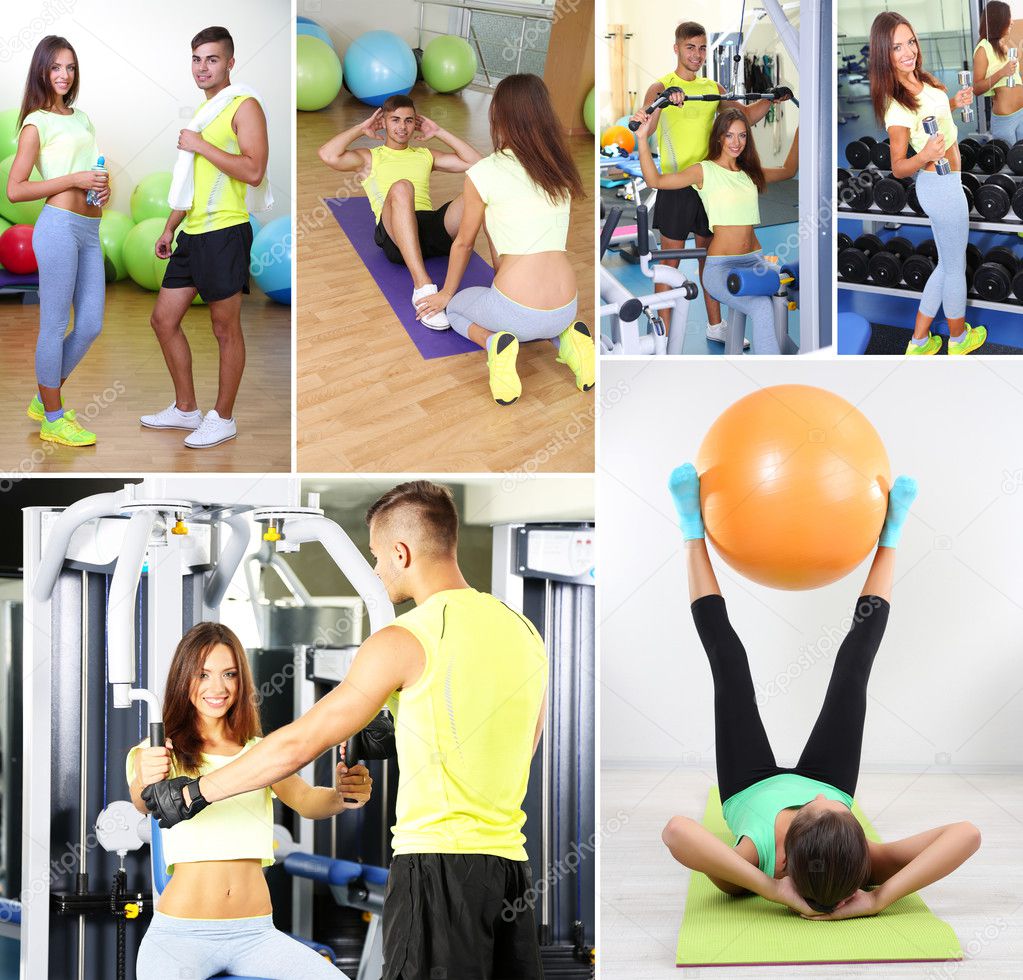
[
  {"xmin": 296, "ymin": 84, "xmax": 596, "ymax": 473},
  {"xmin": 0, "ymin": 285, "xmax": 291, "ymax": 473},
  {"xmin": 601, "ymin": 767, "xmax": 1023, "ymax": 978}
]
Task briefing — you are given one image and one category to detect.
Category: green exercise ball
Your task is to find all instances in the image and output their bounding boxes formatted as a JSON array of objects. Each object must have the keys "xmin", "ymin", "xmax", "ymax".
[
  {"xmin": 583, "ymin": 88, "xmax": 595, "ymax": 134},
  {"xmin": 0, "ymin": 154, "xmax": 44, "ymax": 225},
  {"xmin": 421, "ymin": 35, "xmax": 477, "ymax": 93},
  {"xmin": 123, "ymin": 217, "xmax": 171, "ymax": 291},
  {"xmin": 130, "ymin": 172, "xmax": 172, "ymax": 223},
  {"xmin": 0, "ymin": 109, "xmax": 20, "ymax": 160},
  {"xmin": 297, "ymin": 35, "xmax": 343, "ymax": 111},
  {"xmin": 98, "ymin": 209, "xmax": 134, "ymax": 282}
]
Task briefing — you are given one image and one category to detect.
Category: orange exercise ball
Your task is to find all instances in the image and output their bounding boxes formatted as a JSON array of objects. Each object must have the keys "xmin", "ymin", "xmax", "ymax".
[
  {"xmin": 601, "ymin": 125, "xmax": 636, "ymax": 154},
  {"xmin": 695, "ymin": 385, "xmax": 891, "ymax": 590}
]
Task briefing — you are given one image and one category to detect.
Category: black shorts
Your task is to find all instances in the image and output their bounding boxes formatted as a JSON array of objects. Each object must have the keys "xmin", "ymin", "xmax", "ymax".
[
  {"xmin": 162, "ymin": 221, "xmax": 253, "ymax": 302},
  {"xmin": 652, "ymin": 185, "xmax": 712, "ymax": 242},
  {"xmin": 382, "ymin": 853, "xmax": 542, "ymax": 980},
  {"xmin": 374, "ymin": 203, "xmax": 454, "ymax": 266}
]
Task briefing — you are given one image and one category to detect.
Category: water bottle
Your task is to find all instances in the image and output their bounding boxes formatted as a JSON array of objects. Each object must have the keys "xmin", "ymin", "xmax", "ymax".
[
  {"xmin": 958, "ymin": 71, "xmax": 973, "ymax": 123},
  {"xmin": 85, "ymin": 155, "xmax": 107, "ymax": 207},
  {"xmin": 1008, "ymin": 48, "xmax": 1018, "ymax": 89},
  {"xmin": 922, "ymin": 116, "xmax": 950, "ymax": 176}
]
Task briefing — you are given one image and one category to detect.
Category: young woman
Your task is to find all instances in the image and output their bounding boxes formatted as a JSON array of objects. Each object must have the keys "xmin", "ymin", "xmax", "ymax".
[
  {"xmin": 413, "ymin": 73, "xmax": 592, "ymax": 406},
  {"xmin": 870, "ymin": 12, "xmax": 984, "ymax": 356},
  {"xmin": 662, "ymin": 463, "xmax": 981, "ymax": 918},
  {"xmin": 128, "ymin": 622, "xmax": 371, "ymax": 979},
  {"xmin": 973, "ymin": 1, "xmax": 1023, "ymax": 144},
  {"xmin": 8, "ymin": 35, "xmax": 109, "ymax": 447},
  {"xmin": 630, "ymin": 103, "xmax": 798, "ymax": 355}
]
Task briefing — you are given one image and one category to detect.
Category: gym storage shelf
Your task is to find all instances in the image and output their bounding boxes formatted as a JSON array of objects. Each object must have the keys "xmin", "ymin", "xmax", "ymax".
[
  {"xmin": 837, "ymin": 207, "xmax": 1023, "ymax": 234},
  {"xmin": 838, "ymin": 280, "xmax": 1023, "ymax": 316}
]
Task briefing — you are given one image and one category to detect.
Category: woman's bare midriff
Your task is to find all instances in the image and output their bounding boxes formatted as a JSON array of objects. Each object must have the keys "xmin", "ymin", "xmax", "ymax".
[
  {"xmin": 707, "ymin": 225, "xmax": 761, "ymax": 258},
  {"xmin": 157, "ymin": 859, "xmax": 271, "ymax": 919},
  {"xmin": 46, "ymin": 187, "xmax": 101, "ymax": 218},
  {"xmin": 992, "ymin": 84, "xmax": 1023, "ymax": 117},
  {"xmin": 492, "ymin": 250, "xmax": 577, "ymax": 309}
]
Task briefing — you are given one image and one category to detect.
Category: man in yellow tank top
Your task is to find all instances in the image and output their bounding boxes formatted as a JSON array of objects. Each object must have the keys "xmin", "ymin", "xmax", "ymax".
[
  {"xmin": 144, "ymin": 481, "xmax": 550, "ymax": 980},
  {"xmin": 319, "ymin": 95, "xmax": 483, "ymax": 329},
  {"xmin": 140, "ymin": 26, "xmax": 269, "ymax": 449},
  {"xmin": 641, "ymin": 21, "xmax": 790, "ymax": 346}
]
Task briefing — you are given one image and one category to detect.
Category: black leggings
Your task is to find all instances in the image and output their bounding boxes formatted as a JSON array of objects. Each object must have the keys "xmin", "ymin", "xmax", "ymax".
[{"xmin": 692, "ymin": 593, "xmax": 890, "ymax": 803}]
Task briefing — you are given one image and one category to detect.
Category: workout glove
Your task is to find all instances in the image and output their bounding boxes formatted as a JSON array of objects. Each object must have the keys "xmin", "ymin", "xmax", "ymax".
[
  {"xmin": 668, "ymin": 462, "xmax": 705, "ymax": 540},
  {"xmin": 142, "ymin": 776, "xmax": 209, "ymax": 829},
  {"xmin": 346, "ymin": 711, "xmax": 397, "ymax": 763}
]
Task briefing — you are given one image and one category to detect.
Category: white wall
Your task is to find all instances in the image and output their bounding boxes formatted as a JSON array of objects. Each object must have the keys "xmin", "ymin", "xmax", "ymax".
[
  {"xmin": 837, "ymin": 0, "xmax": 972, "ymax": 41},
  {"xmin": 0, "ymin": 0, "xmax": 292, "ymax": 218},
  {"xmin": 600, "ymin": 360, "xmax": 1023, "ymax": 772}
]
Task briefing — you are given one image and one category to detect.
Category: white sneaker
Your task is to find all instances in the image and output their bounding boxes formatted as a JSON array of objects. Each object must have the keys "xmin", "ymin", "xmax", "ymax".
[
  {"xmin": 412, "ymin": 284, "xmax": 450, "ymax": 330},
  {"xmin": 140, "ymin": 402, "xmax": 202, "ymax": 430},
  {"xmin": 183, "ymin": 409, "xmax": 236, "ymax": 448},
  {"xmin": 706, "ymin": 322, "xmax": 751, "ymax": 349}
]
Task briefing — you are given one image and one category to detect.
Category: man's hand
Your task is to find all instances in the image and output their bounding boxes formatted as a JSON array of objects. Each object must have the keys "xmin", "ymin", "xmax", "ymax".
[
  {"xmin": 177, "ymin": 129, "xmax": 205, "ymax": 153},
  {"xmin": 415, "ymin": 114, "xmax": 441, "ymax": 141},
  {"xmin": 142, "ymin": 776, "xmax": 209, "ymax": 829},
  {"xmin": 155, "ymin": 231, "xmax": 174, "ymax": 259},
  {"xmin": 802, "ymin": 888, "xmax": 882, "ymax": 921},
  {"xmin": 361, "ymin": 109, "xmax": 385, "ymax": 140},
  {"xmin": 335, "ymin": 761, "xmax": 372, "ymax": 810}
]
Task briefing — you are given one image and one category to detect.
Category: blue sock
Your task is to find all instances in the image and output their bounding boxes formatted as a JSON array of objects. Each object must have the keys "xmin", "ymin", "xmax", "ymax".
[
  {"xmin": 879, "ymin": 475, "xmax": 918, "ymax": 548},
  {"xmin": 44, "ymin": 408, "xmax": 64, "ymax": 423},
  {"xmin": 668, "ymin": 463, "xmax": 705, "ymax": 540},
  {"xmin": 909, "ymin": 335, "xmax": 927, "ymax": 346},
  {"xmin": 486, "ymin": 334, "xmax": 496, "ymax": 353}
]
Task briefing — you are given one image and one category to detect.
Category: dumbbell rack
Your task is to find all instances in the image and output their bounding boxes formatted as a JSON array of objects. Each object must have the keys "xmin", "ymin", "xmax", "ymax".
[{"xmin": 838, "ymin": 279, "xmax": 1023, "ymax": 316}]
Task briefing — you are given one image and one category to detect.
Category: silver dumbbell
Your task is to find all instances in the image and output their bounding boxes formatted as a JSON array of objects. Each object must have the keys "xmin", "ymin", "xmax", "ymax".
[{"xmin": 923, "ymin": 115, "xmax": 951, "ymax": 176}]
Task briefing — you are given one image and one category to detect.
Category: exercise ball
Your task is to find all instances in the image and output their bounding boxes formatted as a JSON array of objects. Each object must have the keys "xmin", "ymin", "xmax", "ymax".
[
  {"xmin": 296, "ymin": 16, "xmax": 316, "ymax": 25},
  {"xmin": 250, "ymin": 215, "xmax": 291, "ymax": 304},
  {"xmin": 123, "ymin": 217, "xmax": 172, "ymax": 291},
  {"xmin": 583, "ymin": 87, "xmax": 595, "ymax": 134},
  {"xmin": 130, "ymin": 172, "xmax": 172, "ymax": 223},
  {"xmin": 0, "ymin": 154, "xmax": 44, "ymax": 225},
  {"xmin": 0, "ymin": 108, "xmax": 21, "ymax": 159},
  {"xmin": 343, "ymin": 30, "xmax": 416, "ymax": 107},
  {"xmin": 695, "ymin": 385, "xmax": 891, "ymax": 591},
  {"xmin": 296, "ymin": 21, "xmax": 333, "ymax": 47},
  {"xmin": 421, "ymin": 35, "xmax": 477, "ymax": 93},
  {"xmin": 0, "ymin": 224, "xmax": 37, "ymax": 274},
  {"xmin": 601, "ymin": 125, "xmax": 635, "ymax": 154},
  {"xmin": 297, "ymin": 35, "xmax": 343, "ymax": 111},
  {"xmin": 98, "ymin": 209, "xmax": 134, "ymax": 282}
]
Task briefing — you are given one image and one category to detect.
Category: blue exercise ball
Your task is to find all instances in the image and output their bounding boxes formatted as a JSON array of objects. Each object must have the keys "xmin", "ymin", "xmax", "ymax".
[
  {"xmin": 343, "ymin": 30, "xmax": 416, "ymax": 107},
  {"xmin": 250, "ymin": 215, "xmax": 291, "ymax": 304},
  {"xmin": 297, "ymin": 22, "xmax": 333, "ymax": 47},
  {"xmin": 296, "ymin": 16, "xmax": 315, "ymax": 24}
]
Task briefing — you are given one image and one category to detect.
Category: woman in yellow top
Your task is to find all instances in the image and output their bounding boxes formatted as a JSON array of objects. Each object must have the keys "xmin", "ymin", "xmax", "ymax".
[
  {"xmin": 414, "ymin": 73, "xmax": 592, "ymax": 406},
  {"xmin": 630, "ymin": 101, "xmax": 798, "ymax": 354},
  {"xmin": 7, "ymin": 35, "xmax": 109, "ymax": 448},
  {"xmin": 869, "ymin": 12, "xmax": 984, "ymax": 355},
  {"xmin": 973, "ymin": 1, "xmax": 1023, "ymax": 144},
  {"xmin": 128, "ymin": 622, "xmax": 372, "ymax": 979}
]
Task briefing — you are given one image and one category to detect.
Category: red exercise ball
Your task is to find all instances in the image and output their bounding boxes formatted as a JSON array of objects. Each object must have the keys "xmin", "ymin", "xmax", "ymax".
[
  {"xmin": 0, "ymin": 224, "xmax": 37, "ymax": 274},
  {"xmin": 696, "ymin": 384, "xmax": 891, "ymax": 591}
]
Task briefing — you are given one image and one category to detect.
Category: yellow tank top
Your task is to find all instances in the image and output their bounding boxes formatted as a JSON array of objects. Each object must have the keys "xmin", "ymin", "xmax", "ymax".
[
  {"xmin": 883, "ymin": 84, "xmax": 959, "ymax": 155},
  {"xmin": 975, "ymin": 38, "xmax": 1022, "ymax": 94},
  {"xmin": 183, "ymin": 95, "xmax": 251, "ymax": 235},
  {"xmin": 696, "ymin": 160, "xmax": 761, "ymax": 230},
  {"xmin": 656, "ymin": 72, "xmax": 720, "ymax": 174},
  {"xmin": 361, "ymin": 145, "xmax": 434, "ymax": 223},
  {"xmin": 386, "ymin": 588, "xmax": 547, "ymax": 861},
  {"xmin": 20, "ymin": 108, "xmax": 99, "ymax": 181}
]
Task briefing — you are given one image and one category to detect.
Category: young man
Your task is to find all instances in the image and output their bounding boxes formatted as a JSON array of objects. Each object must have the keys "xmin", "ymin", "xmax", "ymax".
[
  {"xmin": 643, "ymin": 21, "xmax": 789, "ymax": 346},
  {"xmin": 319, "ymin": 97, "xmax": 483, "ymax": 329},
  {"xmin": 141, "ymin": 25, "xmax": 270, "ymax": 448},
  {"xmin": 143, "ymin": 480, "xmax": 549, "ymax": 980}
]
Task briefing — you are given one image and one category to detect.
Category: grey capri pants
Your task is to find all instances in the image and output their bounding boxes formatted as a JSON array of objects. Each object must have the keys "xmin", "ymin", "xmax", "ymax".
[
  {"xmin": 701, "ymin": 250, "xmax": 781, "ymax": 355},
  {"xmin": 446, "ymin": 285, "xmax": 578, "ymax": 342},
  {"xmin": 914, "ymin": 169, "xmax": 969, "ymax": 320}
]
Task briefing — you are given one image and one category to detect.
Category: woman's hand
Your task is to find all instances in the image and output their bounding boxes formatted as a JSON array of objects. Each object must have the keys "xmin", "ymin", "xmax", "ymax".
[
  {"xmin": 72, "ymin": 169, "xmax": 107, "ymax": 192},
  {"xmin": 334, "ymin": 762, "xmax": 372, "ymax": 810},
  {"xmin": 801, "ymin": 888, "xmax": 882, "ymax": 921},
  {"xmin": 952, "ymin": 85, "xmax": 974, "ymax": 109},
  {"xmin": 770, "ymin": 876, "xmax": 817, "ymax": 917},
  {"xmin": 1001, "ymin": 59, "xmax": 1018, "ymax": 81},
  {"xmin": 95, "ymin": 178, "xmax": 111, "ymax": 207},
  {"xmin": 630, "ymin": 109, "xmax": 657, "ymax": 139},
  {"xmin": 415, "ymin": 289, "xmax": 452, "ymax": 320},
  {"xmin": 920, "ymin": 132, "xmax": 947, "ymax": 162},
  {"xmin": 138, "ymin": 740, "xmax": 173, "ymax": 789}
]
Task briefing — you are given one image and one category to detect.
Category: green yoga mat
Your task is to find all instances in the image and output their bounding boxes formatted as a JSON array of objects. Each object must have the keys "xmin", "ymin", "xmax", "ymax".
[{"xmin": 675, "ymin": 788, "xmax": 964, "ymax": 967}]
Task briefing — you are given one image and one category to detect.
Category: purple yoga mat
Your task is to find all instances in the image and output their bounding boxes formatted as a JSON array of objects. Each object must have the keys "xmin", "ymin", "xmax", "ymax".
[
  {"xmin": 326, "ymin": 196, "xmax": 489, "ymax": 359},
  {"xmin": 0, "ymin": 269, "xmax": 39, "ymax": 290}
]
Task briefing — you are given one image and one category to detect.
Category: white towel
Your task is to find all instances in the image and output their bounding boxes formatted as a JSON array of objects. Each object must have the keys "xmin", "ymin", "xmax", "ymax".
[{"xmin": 168, "ymin": 83, "xmax": 273, "ymax": 213}]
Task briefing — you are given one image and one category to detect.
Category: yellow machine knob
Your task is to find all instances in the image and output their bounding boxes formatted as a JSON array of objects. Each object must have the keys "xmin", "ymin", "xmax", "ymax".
[
  {"xmin": 124, "ymin": 903, "xmax": 139, "ymax": 919},
  {"xmin": 171, "ymin": 519, "xmax": 188, "ymax": 536}
]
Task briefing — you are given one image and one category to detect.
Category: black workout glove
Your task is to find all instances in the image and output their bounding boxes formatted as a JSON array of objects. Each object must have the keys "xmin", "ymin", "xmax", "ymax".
[
  {"xmin": 142, "ymin": 776, "xmax": 209, "ymax": 829},
  {"xmin": 346, "ymin": 711, "xmax": 397, "ymax": 763},
  {"xmin": 772, "ymin": 86, "xmax": 794, "ymax": 102}
]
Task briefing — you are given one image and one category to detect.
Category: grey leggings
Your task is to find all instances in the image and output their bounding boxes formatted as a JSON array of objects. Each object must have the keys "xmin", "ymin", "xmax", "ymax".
[
  {"xmin": 32, "ymin": 204, "xmax": 105, "ymax": 388},
  {"xmin": 989, "ymin": 105, "xmax": 1023, "ymax": 145},
  {"xmin": 446, "ymin": 285, "xmax": 577, "ymax": 342},
  {"xmin": 702, "ymin": 250, "xmax": 780, "ymax": 354},
  {"xmin": 136, "ymin": 911, "xmax": 348, "ymax": 979},
  {"xmin": 914, "ymin": 170, "xmax": 968, "ymax": 320}
]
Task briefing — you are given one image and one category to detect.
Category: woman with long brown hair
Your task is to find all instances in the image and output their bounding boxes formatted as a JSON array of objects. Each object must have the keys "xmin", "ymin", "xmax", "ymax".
[
  {"xmin": 413, "ymin": 72, "xmax": 592, "ymax": 406},
  {"xmin": 869, "ymin": 12, "xmax": 983, "ymax": 355},
  {"xmin": 128, "ymin": 622, "xmax": 371, "ymax": 978},
  {"xmin": 7, "ymin": 35, "xmax": 109, "ymax": 447},
  {"xmin": 630, "ymin": 102, "xmax": 798, "ymax": 354},
  {"xmin": 973, "ymin": 0, "xmax": 1023, "ymax": 144}
]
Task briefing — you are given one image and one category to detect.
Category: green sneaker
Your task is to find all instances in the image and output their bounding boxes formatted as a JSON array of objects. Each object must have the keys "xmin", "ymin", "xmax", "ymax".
[
  {"xmin": 487, "ymin": 332, "xmax": 521, "ymax": 405},
  {"xmin": 40, "ymin": 416, "xmax": 96, "ymax": 447},
  {"xmin": 948, "ymin": 323, "xmax": 987, "ymax": 355},
  {"xmin": 555, "ymin": 321, "xmax": 595, "ymax": 391},
  {"xmin": 27, "ymin": 395, "xmax": 84, "ymax": 429},
  {"xmin": 905, "ymin": 333, "xmax": 941, "ymax": 355}
]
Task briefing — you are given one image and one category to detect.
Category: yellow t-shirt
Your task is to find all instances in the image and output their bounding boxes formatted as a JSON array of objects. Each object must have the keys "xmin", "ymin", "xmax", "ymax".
[
  {"xmin": 182, "ymin": 95, "xmax": 252, "ymax": 235},
  {"xmin": 975, "ymin": 38, "xmax": 1022, "ymax": 95},
  {"xmin": 695, "ymin": 160, "xmax": 761, "ymax": 230},
  {"xmin": 361, "ymin": 145, "xmax": 434, "ymax": 223},
  {"xmin": 465, "ymin": 149, "xmax": 570, "ymax": 255},
  {"xmin": 656, "ymin": 72, "xmax": 720, "ymax": 174},
  {"xmin": 884, "ymin": 83, "xmax": 958, "ymax": 154},
  {"xmin": 20, "ymin": 107, "xmax": 99, "ymax": 181},
  {"xmin": 386, "ymin": 588, "xmax": 548, "ymax": 861},
  {"xmin": 126, "ymin": 737, "xmax": 275, "ymax": 876}
]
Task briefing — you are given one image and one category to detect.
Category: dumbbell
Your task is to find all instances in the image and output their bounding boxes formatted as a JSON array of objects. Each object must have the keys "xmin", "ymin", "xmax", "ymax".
[
  {"xmin": 845, "ymin": 135, "xmax": 878, "ymax": 169},
  {"xmin": 837, "ymin": 168, "xmax": 879, "ymax": 210},
  {"xmin": 972, "ymin": 245, "xmax": 1018, "ymax": 301},
  {"xmin": 902, "ymin": 241, "xmax": 937, "ymax": 291},
  {"xmin": 911, "ymin": 239, "xmax": 983, "ymax": 281},
  {"xmin": 960, "ymin": 137, "xmax": 980, "ymax": 173},
  {"xmin": 1007, "ymin": 140, "xmax": 1023, "ymax": 176},
  {"xmin": 977, "ymin": 138, "xmax": 1011, "ymax": 174},
  {"xmin": 869, "ymin": 138, "xmax": 917, "ymax": 170},
  {"xmin": 961, "ymin": 172, "xmax": 980, "ymax": 213},
  {"xmin": 838, "ymin": 233, "xmax": 886, "ymax": 282},
  {"xmin": 966, "ymin": 243, "xmax": 983, "ymax": 280},
  {"xmin": 872, "ymin": 172, "xmax": 926, "ymax": 215},
  {"xmin": 974, "ymin": 173, "xmax": 1018, "ymax": 220},
  {"xmin": 866, "ymin": 236, "xmax": 914, "ymax": 286},
  {"xmin": 837, "ymin": 231, "xmax": 853, "ymax": 253}
]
